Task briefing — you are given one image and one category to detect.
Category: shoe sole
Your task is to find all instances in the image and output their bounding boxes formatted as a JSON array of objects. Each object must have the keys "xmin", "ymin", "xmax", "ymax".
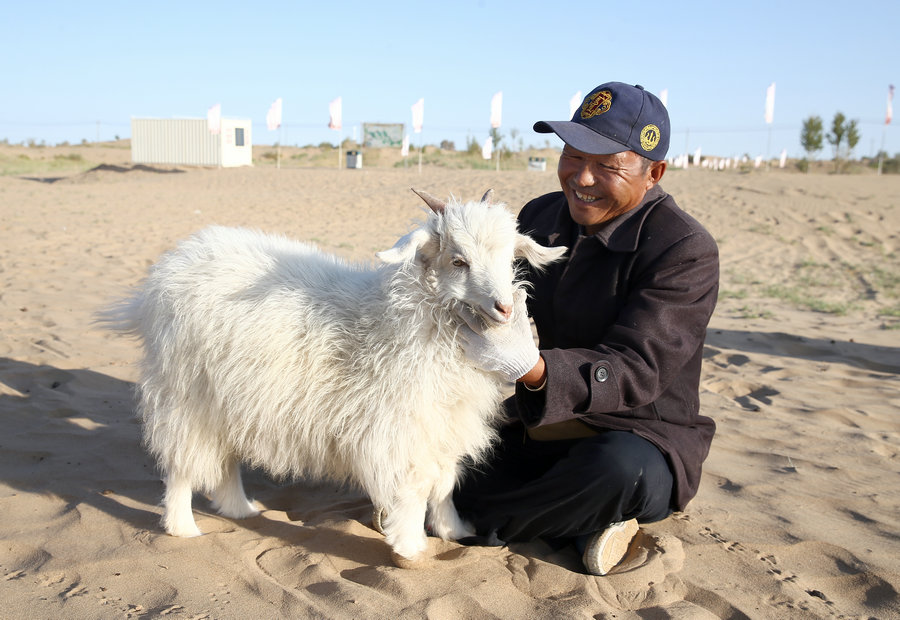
[{"xmin": 583, "ymin": 518, "xmax": 639, "ymax": 576}]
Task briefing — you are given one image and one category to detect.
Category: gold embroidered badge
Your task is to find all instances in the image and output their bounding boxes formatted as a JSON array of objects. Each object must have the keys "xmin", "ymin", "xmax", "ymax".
[
  {"xmin": 640, "ymin": 124, "xmax": 661, "ymax": 151},
  {"xmin": 581, "ymin": 90, "xmax": 612, "ymax": 119}
]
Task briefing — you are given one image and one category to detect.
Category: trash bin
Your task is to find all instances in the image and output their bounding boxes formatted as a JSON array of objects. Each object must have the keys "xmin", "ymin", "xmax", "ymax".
[
  {"xmin": 528, "ymin": 156, "xmax": 547, "ymax": 172},
  {"xmin": 346, "ymin": 150, "xmax": 362, "ymax": 169}
]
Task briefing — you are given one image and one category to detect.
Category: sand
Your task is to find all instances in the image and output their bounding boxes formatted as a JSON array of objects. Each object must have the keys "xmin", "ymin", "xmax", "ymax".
[{"xmin": 1, "ymin": 152, "xmax": 899, "ymax": 618}]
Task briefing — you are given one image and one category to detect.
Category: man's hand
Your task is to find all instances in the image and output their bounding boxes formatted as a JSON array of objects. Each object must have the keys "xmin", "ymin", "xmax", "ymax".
[{"xmin": 457, "ymin": 289, "xmax": 540, "ymax": 383}]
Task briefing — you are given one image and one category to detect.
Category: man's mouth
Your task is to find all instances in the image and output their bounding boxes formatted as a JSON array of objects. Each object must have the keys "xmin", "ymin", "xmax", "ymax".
[{"xmin": 575, "ymin": 190, "xmax": 599, "ymax": 203}]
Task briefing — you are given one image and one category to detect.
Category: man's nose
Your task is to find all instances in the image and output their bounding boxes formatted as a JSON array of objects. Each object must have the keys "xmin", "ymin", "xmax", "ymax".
[{"xmin": 574, "ymin": 162, "xmax": 595, "ymax": 186}]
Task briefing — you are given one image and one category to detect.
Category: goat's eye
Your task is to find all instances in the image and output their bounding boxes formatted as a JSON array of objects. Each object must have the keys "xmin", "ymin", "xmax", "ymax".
[{"xmin": 451, "ymin": 257, "xmax": 468, "ymax": 268}]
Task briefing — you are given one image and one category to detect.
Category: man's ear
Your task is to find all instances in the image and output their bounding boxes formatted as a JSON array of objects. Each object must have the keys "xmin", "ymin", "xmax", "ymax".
[
  {"xmin": 514, "ymin": 234, "xmax": 567, "ymax": 271},
  {"xmin": 648, "ymin": 160, "xmax": 666, "ymax": 187},
  {"xmin": 376, "ymin": 228, "xmax": 435, "ymax": 264}
]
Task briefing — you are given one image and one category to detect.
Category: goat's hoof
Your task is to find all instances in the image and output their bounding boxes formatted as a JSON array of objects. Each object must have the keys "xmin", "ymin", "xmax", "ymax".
[
  {"xmin": 430, "ymin": 519, "xmax": 476, "ymax": 541},
  {"xmin": 166, "ymin": 524, "xmax": 203, "ymax": 538},
  {"xmin": 388, "ymin": 534, "xmax": 429, "ymax": 568},
  {"xmin": 390, "ymin": 550, "xmax": 431, "ymax": 569},
  {"xmin": 214, "ymin": 502, "xmax": 260, "ymax": 520},
  {"xmin": 372, "ymin": 506, "xmax": 386, "ymax": 535}
]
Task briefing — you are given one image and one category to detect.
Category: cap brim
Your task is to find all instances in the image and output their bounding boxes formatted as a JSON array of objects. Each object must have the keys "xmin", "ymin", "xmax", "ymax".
[{"xmin": 533, "ymin": 120, "xmax": 629, "ymax": 156}]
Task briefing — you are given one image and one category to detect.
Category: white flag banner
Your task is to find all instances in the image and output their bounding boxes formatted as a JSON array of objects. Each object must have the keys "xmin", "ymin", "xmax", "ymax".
[
  {"xmin": 887, "ymin": 84, "xmax": 895, "ymax": 125},
  {"xmin": 490, "ymin": 91, "xmax": 502, "ymax": 128},
  {"xmin": 482, "ymin": 136, "xmax": 493, "ymax": 160},
  {"xmin": 207, "ymin": 103, "xmax": 221, "ymax": 135},
  {"xmin": 328, "ymin": 97, "xmax": 342, "ymax": 131},
  {"xmin": 765, "ymin": 82, "xmax": 776, "ymax": 124},
  {"xmin": 659, "ymin": 89, "xmax": 668, "ymax": 108},
  {"xmin": 693, "ymin": 147, "xmax": 702, "ymax": 166},
  {"xmin": 266, "ymin": 98, "xmax": 282, "ymax": 131},
  {"xmin": 569, "ymin": 91, "xmax": 583, "ymax": 118},
  {"xmin": 411, "ymin": 98, "xmax": 424, "ymax": 133},
  {"xmin": 401, "ymin": 134, "xmax": 410, "ymax": 157},
  {"xmin": 779, "ymin": 149, "xmax": 787, "ymax": 168}
]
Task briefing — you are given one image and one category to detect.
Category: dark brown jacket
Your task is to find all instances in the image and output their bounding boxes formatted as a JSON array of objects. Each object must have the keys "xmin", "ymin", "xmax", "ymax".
[{"xmin": 514, "ymin": 185, "xmax": 719, "ymax": 510}]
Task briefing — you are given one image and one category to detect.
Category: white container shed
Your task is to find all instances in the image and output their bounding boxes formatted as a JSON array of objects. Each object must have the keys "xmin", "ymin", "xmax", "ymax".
[{"xmin": 131, "ymin": 118, "xmax": 252, "ymax": 167}]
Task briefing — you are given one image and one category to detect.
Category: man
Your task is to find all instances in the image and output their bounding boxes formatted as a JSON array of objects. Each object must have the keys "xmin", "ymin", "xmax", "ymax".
[{"xmin": 453, "ymin": 82, "xmax": 719, "ymax": 576}]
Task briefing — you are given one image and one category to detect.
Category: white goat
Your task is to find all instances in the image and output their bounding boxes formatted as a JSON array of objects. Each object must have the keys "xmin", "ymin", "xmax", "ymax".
[{"xmin": 100, "ymin": 189, "xmax": 565, "ymax": 563}]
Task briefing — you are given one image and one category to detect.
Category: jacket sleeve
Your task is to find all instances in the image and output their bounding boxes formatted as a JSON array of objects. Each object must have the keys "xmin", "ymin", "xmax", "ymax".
[{"xmin": 516, "ymin": 229, "xmax": 719, "ymax": 427}]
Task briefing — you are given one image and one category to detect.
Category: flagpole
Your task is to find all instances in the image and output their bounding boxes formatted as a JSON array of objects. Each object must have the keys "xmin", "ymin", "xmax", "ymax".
[
  {"xmin": 764, "ymin": 82, "xmax": 775, "ymax": 171},
  {"xmin": 879, "ymin": 85, "xmax": 894, "ymax": 175},
  {"xmin": 410, "ymin": 98, "xmax": 424, "ymax": 174},
  {"xmin": 327, "ymin": 96, "xmax": 343, "ymax": 169},
  {"xmin": 277, "ymin": 124, "xmax": 282, "ymax": 169},
  {"xmin": 490, "ymin": 92, "xmax": 502, "ymax": 173}
]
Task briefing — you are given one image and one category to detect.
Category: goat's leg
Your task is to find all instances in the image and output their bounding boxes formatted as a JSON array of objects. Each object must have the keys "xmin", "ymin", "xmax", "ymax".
[
  {"xmin": 161, "ymin": 469, "xmax": 202, "ymax": 537},
  {"xmin": 210, "ymin": 457, "xmax": 259, "ymax": 519},
  {"xmin": 426, "ymin": 465, "xmax": 475, "ymax": 541},
  {"xmin": 382, "ymin": 485, "xmax": 429, "ymax": 561}
]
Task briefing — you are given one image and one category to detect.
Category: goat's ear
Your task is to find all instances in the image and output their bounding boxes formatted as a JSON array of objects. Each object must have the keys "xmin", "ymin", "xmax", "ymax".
[
  {"xmin": 376, "ymin": 228, "xmax": 434, "ymax": 264},
  {"xmin": 515, "ymin": 234, "xmax": 567, "ymax": 270}
]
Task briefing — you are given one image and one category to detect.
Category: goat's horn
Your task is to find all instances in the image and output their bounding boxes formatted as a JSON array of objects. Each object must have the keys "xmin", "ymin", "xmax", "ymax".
[
  {"xmin": 410, "ymin": 187, "xmax": 446, "ymax": 214},
  {"xmin": 480, "ymin": 189, "xmax": 494, "ymax": 205}
]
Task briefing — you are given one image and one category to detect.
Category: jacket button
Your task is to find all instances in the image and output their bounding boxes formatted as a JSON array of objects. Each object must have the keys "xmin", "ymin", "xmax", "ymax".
[{"xmin": 594, "ymin": 366, "xmax": 609, "ymax": 382}]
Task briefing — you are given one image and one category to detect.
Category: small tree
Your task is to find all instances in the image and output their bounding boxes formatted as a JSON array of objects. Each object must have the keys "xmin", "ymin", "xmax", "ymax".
[
  {"xmin": 489, "ymin": 127, "xmax": 503, "ymax": 152},
  {"xmin": 799, "ymin": 116, "xmax": 823, "ymax": 172},
  {"xmin": 846, "ymin": 119, "xmax": 859, "ymax": 160},
  {"xmin": 826, "ymin": 112, "xmax": 860, "ymax": 173},
  {"xmin": 826, "ymin": 112, "xmax": 846, "ymax": 171},
  {"xmin": 509, "ymin": 128, "xmax": 520, "ymax": 153}
]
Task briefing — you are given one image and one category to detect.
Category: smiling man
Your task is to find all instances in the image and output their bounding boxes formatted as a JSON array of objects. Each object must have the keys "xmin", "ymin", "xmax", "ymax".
[{"xmin": 454, "ymin": 82, "xmax": 720, "ymax": 576}]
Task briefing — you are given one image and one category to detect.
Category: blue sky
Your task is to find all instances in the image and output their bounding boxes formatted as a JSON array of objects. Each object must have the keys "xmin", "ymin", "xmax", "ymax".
[{"xmin": 4, "ymin": 0, "xmax": 898, "ymax": 159}]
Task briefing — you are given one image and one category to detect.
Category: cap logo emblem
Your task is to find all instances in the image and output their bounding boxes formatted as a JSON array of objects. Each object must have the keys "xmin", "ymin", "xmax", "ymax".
[
  {"xmin": 640, "ymin": 124, "xmax": 661, "ymax": 151},
  {"xmin": 581, "ymin": 90, "xmax": 612, "ymax": 119}
]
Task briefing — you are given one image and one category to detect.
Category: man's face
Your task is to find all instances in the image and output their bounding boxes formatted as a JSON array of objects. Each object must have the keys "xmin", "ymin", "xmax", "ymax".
[{"xmin": 557, "ymin": 146, "xmax": 663, "ymax": 234}]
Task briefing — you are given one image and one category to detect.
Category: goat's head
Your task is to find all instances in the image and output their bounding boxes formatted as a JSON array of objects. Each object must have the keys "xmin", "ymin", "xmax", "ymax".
[{"xmin": 377, "ymin": 188, "xmax": 567, "ymax": 325}]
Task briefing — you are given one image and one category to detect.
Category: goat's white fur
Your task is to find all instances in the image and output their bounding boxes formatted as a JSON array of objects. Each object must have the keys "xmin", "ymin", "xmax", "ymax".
[{"xmin": 100, "ymin": 192, "xmax": 566, "ymax": 562}]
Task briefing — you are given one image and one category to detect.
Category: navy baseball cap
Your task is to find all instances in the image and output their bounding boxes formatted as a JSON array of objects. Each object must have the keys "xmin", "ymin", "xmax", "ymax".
[{"xmin": 534, "ymin": 82, "xmax": 670, "ymax": 161}]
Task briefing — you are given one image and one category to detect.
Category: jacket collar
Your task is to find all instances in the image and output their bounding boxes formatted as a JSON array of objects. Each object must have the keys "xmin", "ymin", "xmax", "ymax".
[
  {"xmin": 592, "ymin": 184, "xmax": 667, "ymax": 252},
  {"xmin": 542, "ymin": 184, "xmax": 668, "ymax": 253}
]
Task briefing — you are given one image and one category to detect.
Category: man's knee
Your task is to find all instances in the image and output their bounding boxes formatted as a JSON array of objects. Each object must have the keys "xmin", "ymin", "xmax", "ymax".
[
  {"xmin": 573, "ymin": 431, "xmax": 664, "ymax": 471},
  {"xmin": 569, "ymin": 432, "xmax": 673, "ymax": 503}
]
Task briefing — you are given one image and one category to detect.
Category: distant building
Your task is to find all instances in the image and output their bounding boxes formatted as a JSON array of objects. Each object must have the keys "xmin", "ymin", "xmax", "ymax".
[{"xmin": 131, "ymin": 118, "xmax": 252, "ymax": 167}]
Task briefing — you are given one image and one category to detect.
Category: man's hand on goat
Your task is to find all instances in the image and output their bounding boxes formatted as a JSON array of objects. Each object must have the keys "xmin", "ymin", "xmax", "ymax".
[{"xmin": 457, "ymin": 289, "xmax": 540, "ymax": 383}]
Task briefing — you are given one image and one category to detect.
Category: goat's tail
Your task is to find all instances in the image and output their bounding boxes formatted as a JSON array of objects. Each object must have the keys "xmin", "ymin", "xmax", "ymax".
[{"xmin": 93, "ymin": 288, "xmax": 145, "ymax": 337}]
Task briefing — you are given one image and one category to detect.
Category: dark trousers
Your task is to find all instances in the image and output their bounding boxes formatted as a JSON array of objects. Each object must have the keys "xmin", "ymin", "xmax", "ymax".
[{"xmin": 453, "ymin": 423, "xmax": 674, "ymax": 543}]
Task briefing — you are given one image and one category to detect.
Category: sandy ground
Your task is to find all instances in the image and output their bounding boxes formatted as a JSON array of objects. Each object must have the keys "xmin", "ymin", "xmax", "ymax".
[{"xmin": 1, "ymin": 155, "xmax": 899, "ymax": 618}]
